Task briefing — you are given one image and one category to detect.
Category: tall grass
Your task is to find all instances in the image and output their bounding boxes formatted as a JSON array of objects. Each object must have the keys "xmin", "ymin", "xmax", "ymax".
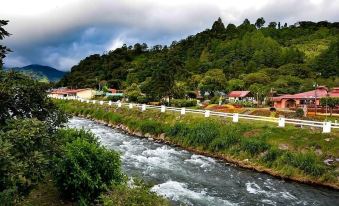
[{"xmin": 54, "ymin": 100, "xmax": 335, "ymax": 181}]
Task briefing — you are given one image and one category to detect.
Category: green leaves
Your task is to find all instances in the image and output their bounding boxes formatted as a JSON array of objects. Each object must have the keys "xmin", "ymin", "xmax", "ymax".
[{"xmin": 53, "ymin": 132, "xmax": 124, "ymax": 204}]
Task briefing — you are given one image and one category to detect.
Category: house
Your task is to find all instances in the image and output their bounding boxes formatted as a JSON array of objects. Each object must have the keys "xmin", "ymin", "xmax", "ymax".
[
  {"xmin": 49, "ymin": 88, "xmax": 95, "ymax": 99},
  {"xmin": 227, "ymin": 91, "xmax": 255, "ymax": 102},
  {"xmin": 105, "ymin": 88, "xmax": 124, "ymax": 97},
  {"xmin": 271, "ymin": 86, "xmax": 339, "ymax": 109}
]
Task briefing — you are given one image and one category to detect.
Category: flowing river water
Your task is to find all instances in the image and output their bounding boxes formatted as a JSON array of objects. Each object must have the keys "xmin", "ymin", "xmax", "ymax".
[{"xmin": 67, "ymin": 117, "xmax": 339, "ymax": 206}]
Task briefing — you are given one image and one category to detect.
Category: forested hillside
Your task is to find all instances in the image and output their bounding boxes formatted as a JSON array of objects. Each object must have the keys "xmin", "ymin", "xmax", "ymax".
[{"xmin": 58, "ymin": 18, "xmax": 339, "ymax": 100}]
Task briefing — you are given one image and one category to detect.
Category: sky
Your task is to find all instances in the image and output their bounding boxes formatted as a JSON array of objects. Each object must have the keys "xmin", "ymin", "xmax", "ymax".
[{"xmin": 1, "ymin": 0, "xmax": 339, "ymax": 71}]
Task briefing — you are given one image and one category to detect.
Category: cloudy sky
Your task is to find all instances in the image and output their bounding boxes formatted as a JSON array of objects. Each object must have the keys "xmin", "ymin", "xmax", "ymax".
[{"xmin": 1, "ymin": 0, "xmax": 338, "ymax": 71}]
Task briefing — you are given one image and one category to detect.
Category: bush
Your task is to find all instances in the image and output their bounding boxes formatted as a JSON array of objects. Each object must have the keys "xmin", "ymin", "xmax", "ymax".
[
  {"xmin": 56, "ymin": 128, "xmax": 99, "ymax": 146},
  {"xmin": 186, "ymin": 121, "xmax": 220, "ymax": 147},
  {"xmin": 262, "ymin": 147, "xmax": 282, "ymax": 166},
  {"xmin": 240, "ymin": 138, "xmax": 270, "ymax": 155},
  {"xmin": 170, "ymin": 99, "xmax": 197, "ymax": 107},
  {"xmin": 139, "ymin": 120, "xmax": 164, "ymax": 134},
  {"xmin": 166, "ymin": 122, "xmax": 191, "ymax": 138},
  {"xmin": 209, "ymin": 131, "xmax": 240, "ymax": 152},
  {"xmin": 210, "ymin": 96, "xmax": 221, "ymax": 104},
  {"xmin": 100, "ymin": 179, "xmax": 170, "ymax": 206},
  {"xmin": 0, "ymin": 119, "xmax": 53, "ymax": 204},
  {"xmin": 295, "ymin": 108, "xmax": 304, "ymax": 118},
  {"xmin": 107, "ymin": 95, "xmax": 123, "ymax": 102},
  {"xmin": 53, "ymin": 139, "xmax": 124, "ymax": 204},
  {"xmin": 137, "ymin": 96, "xmax": 150, "ymax": 104},
  {"xmin": 281, "ymin": 152, "xmax": 325, "ymax": 177}
]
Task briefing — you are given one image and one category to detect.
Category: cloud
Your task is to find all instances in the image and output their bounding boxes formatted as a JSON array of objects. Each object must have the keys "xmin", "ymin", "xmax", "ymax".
[{"xmin": 1, "ymin": 0, "xmax": 338, "ymax": 71}]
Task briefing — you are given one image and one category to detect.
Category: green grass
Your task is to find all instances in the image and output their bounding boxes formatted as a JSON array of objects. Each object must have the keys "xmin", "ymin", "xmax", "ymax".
[{"xmin": 55, "ymin": 100, "xmax": 339, "ymax": 187}]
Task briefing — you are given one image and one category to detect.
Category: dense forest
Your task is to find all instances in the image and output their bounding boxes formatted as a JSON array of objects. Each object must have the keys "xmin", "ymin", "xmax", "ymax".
[{"xmin": 59, "ymin": 18, "xmax": 339, "ymax": 100}]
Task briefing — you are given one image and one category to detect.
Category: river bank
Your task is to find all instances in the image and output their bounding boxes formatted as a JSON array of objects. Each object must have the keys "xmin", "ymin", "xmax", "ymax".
[
  {"xmin": 67, "ymin": 117, "xmax": 339, "ymax": 205},
  {"xmin": 55, "ymin": 100, "xmax": 339, "ymax": 190}
]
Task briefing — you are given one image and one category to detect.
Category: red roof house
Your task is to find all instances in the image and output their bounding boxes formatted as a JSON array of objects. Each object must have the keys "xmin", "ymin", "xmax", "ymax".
[
  {"xmin": 227, "ymin": 91, "xmax": 254, "ymax": 102},
  {"xmin": 271, "ymin": 86, "xmax": 339, "ymax": 109}
]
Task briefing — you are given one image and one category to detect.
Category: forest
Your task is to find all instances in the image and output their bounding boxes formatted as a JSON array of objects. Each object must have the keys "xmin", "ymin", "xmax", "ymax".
[{"xmin": 58, "ymin": 18, "xmax": 339, "ymax": 101}]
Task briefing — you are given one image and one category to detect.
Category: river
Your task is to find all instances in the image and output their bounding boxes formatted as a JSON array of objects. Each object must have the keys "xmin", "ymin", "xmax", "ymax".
[{"xmin": 67, "ymin": 117, "xmax": 339, "ymax": 206}]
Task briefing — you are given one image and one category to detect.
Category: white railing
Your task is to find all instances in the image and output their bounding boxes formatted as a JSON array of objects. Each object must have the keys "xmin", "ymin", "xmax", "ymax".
[{"xmin": 54, "ymin": 96, "xmax": 339, "ymax": 133}]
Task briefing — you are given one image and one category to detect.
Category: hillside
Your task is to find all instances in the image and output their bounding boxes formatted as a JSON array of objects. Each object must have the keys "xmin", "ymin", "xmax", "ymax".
[
  {"xmin": 58, "ymin": 18, "xmax": 339, "ymax": 100},
  {"xmin": 8, "ymin": 64, "xmax": 66, "ymax": 82}
]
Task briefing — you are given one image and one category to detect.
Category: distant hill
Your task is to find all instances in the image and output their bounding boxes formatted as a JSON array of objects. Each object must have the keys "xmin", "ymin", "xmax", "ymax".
[{"xmin": 6, "ymin": 64, "xmax": 66, "ymax": 82}]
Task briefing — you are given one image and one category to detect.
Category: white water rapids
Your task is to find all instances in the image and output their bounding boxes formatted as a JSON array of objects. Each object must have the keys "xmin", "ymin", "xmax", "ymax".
[{"xmin": 67, "ymin": 117, "xmax": 339, "ymax": 206}]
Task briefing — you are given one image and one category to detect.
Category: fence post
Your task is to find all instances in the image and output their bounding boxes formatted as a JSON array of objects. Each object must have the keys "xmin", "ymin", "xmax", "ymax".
[
  {"xmin": 100, "ymin": 100, "xmax": 103, "ymax": 105},
  {"xmin": 129, "ymin": 103, "xmax": 133, "ymax": 109},
  {"xmin": 141, "ymin": 104, "xmax": 146, "ymax": 111},
  {"xmin": 118, "ymin": 102, "xmax": 122, "ymax": 108},
  {"xmin": 322, "ymin": 122, "xmax": 331, "ymax": 133},
  {"xmin": 205, "ymin": 110, "xmax": 210, "ymax": 117},
  {"xmin": 233, "ymin": 113, "xmax": 239, "ymax": 122},
  {"xmin": 278, "ymin": 117, "xmax": 285, "ymax": 127},
  {"xmin": 108, "ymin": 101, "xmax": 112, "ymax": 106},
  {"xmin": 92, "ymin": 100, "xmax": 96, "ymax": 104},
  {"xmin": 181, "ymin": 108, "xmax": 186, "ymax": 115},
  {"xmin": 161, "ymin": 105, "xmax": 166, "ymax": 113}
]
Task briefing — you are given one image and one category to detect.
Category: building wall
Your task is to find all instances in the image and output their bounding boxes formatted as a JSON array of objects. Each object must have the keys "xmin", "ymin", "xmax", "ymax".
[{"xmin": 76, "ymin": 89, "xmax": 95, "ymax": 99}]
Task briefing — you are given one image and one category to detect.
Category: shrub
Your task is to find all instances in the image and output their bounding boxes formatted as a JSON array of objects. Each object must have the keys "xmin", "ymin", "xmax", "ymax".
[
  {"xmin": 170, "ymin": 99, "xmax": 197, "ymax": 107},
  {"xmin": 53, "ymin": 139, "xmax": 124, "ymax": 204},
  {"xmin": 139, "ymin": 120, "xmax": 164, "ymax": 134},
  {"xmin": 281, "ymin": 152, "xmax": 325, "ymax": 177},
  {"xmin": 137, "ymin": 96, "xmax": 150, "ymax": 104},
  {"xmin": 240, "ymin": 138, "xmax": 270, "ymax": 155},
  {"xmin": 166, "ymin": 122, "xmax": 191, "ymax": 138},
  {"xmin": 100, "ymin": 179, "xmax": 170, "ymax": 206},
  {"xmin": 0, "ymin": 119, "xmax": 53, "ymax": 204},
  {"xmin": 262, "ymin": 147, "xmax": 282, "ymax": 166},
  {"xmin": 209, "ymin": 131, "xmax": 240, "ymax": 151},
  {"xmin": 107, "ymin": 95, "xmax": 123, "ymax": 102},
  {"xmin": 56, "ymin": 128, "xmax": 99, "ymax": 146},
  {"xmin": 186, "ymin": 121, "xmax": 220, "ymax": 147},
  {"xmin": 210, "ymin": 96, "xmax": 221, "ymax": 104},
  {"xmin": 295, "ymin": 108, "xmax": 304, "ymax": 118}
]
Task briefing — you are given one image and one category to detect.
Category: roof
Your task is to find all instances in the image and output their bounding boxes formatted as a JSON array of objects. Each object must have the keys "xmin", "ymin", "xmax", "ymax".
[
  {"xmin": 50, "ymin": 88, "xmax": 92, "ymax": 95},
  {"xmin": 271, "ymin": 87, "xmax": 328, "ymax": 101},
  {"xmin": 228, "ymin": 91, "xmax": 251, "ymax": 98}
]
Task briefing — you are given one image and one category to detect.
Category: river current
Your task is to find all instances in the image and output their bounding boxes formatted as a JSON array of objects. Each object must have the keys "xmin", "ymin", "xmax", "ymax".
[{"xmin": 67, "ymin": 117, "xmax": 339, "ymax": 206}]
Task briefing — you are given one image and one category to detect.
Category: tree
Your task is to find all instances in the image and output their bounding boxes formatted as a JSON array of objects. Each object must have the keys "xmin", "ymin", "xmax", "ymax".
[
  {"xmin": 0, "ymin": 71, "xmax": 67, "ymax": 128},
  {"xmin": 227, "ymin": 79, "xmax": 245, "ymax": 91},
  {"xmin": 312, "ymin": 39, "xmax": 339, "ymax": 78},
  {"xmin": 0, "ymin": 20, "xmax": 11, "ymax": 68},
  {"xmin": 268, "ymin": 22, "xmax": 277, "ymax": 28},
  {"xmin": 125, "ymin": 83, "xmax": 142, "ymax": 102},
  {"xmin": 211, "ymin": 17, "xmax": 225, "ymax": 33},
  {"xmin": 255, "ymin": 17, "xmax": 265, "ymax": 28},
  {"xmin": 320, "ymin": 97, "xmax": 339, "ymax": 116},
  {"xmin": 199, "ymin": 69, "xmax": 226, "ymax": 96},
  {"xmin": 249, "ymin": 83, "xmax": 269, "ymax": 105}
]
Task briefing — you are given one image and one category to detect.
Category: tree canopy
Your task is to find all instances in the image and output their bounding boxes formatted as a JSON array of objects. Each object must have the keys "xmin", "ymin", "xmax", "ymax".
[{"xmin": 58, "ymin": 18, "xmax": 339, "ymax": 100}]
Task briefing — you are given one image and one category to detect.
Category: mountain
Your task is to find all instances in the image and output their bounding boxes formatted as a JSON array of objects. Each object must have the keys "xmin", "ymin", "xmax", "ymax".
[
  {"xmin": 58, "ymin": 18, "xmax": 339, "ymax": 100},
  {"xmin": 8, "ymin": 64, "xmax": 66, "ymax": 82}
]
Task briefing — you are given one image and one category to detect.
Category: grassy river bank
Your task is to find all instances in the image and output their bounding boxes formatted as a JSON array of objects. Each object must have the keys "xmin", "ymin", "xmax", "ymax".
[{"xmin": 55, "ymin": 100, "xmax": 339, "ymax": 190}]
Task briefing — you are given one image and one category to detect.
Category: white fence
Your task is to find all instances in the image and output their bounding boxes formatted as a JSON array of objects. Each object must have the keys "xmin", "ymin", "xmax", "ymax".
[{"xmin": 55, "ymin": 96, "xmax": 339, "ymax": 133}]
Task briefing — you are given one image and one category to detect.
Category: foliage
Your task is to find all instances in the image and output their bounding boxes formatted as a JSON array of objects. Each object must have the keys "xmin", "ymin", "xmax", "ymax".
[
  {"xmin": 0, "ymin": 119, "xmax": 53, "ymax": 204},
  {"xmin": 170, "ymin": 99, "xmax": 197, "ymax": 107},
  {"xmin": 0, "ymin": 71, "xmax": 68, "ymax": 128},
  {"xmin": 0, "ymin": 20, "xmax": 11, "ymax": 68},
  {"xmin": 106, "ymin": 95, "xmax": 123, "ymax": 102},
  {"xmin": 58, "ymin": 18, "xmax": 339, "ymax": 102},
  {"xmin": 53, "ymin": 138, "xmax": 124, "ymax": 204},
  {"xmin": 100, "ymin": 179, "xmax": 170, "ymax": 206},
  {"xmin": 320, "ymin": 97, "xmax": 339, "ymax": 116},
  {"xmin": 125, "ymin": 83, "xmax": 142, "ymax": 102},
  {"xmin": 295, "ymin": 108, "xmax": 304, "ymax": 118},
  {"xmin": 56, "ymin": 100, "xmax": 339, "ymax": 186}
]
